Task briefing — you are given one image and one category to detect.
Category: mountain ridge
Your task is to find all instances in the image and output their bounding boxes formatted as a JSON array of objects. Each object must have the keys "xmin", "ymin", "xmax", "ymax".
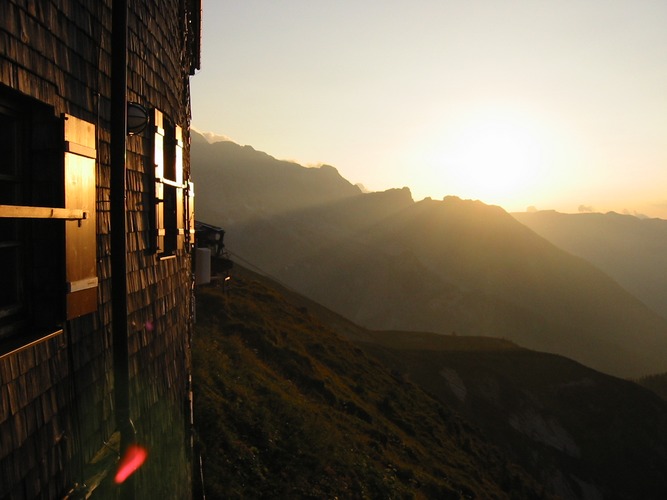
[
  {"xmin": 191, "ymin": 131, "xmax": 667, "ymax": 378},
  {"xmin": 513, "ymin": 210, "xmax": 667, "ymax": 319}
]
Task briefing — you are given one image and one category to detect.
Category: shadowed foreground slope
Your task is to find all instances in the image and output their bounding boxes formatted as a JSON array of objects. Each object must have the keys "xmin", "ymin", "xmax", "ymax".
[
  {"xmin": 639, "ymin": 372, "xmax": 667, "ymax": 402},
  {"xmin": 193, "ymin": 264, "xmax": 667, "ymax": 499},
  {"xmin": 361, "ymin": 331, "xmax": 667, "ymax": 499},
  {"xmin": 192, "ymin": 275, "xmax": 546, "ymax": 499}
]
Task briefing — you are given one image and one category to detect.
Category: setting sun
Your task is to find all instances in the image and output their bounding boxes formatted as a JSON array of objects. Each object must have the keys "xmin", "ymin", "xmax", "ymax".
[
  {"xmin": 192, "ymin": 2, "xmax": 667, "ymax": 217},
  {"xmin": 409, "ymin": 108, "xmax": 557, "ymax": 210},
  {"xmin": 449, "ymin": 117, "xmax": 543, "ymax": 195},
  {"xmin": 435, "ymin": 110, "xmax": 551, "ymax": 208}
]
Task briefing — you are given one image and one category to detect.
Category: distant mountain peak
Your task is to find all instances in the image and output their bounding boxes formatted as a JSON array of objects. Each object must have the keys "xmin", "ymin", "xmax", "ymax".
[
  {"xmin": 191, "ymin": 128, "xmax": 237, "ymax": 144},
  {"xmin": 192, "ymin": 136, "xmax": 667, "ymax": 379}
]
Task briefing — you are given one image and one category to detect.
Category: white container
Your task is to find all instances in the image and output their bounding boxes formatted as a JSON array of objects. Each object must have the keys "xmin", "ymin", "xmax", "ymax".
[{"xmin": 195, "ymin": 247, "xmax": 211, "ymax": 285}]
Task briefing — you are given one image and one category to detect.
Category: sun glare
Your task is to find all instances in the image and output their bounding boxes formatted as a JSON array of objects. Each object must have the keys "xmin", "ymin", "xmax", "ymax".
[{"xmin": 426, "ymin": 109, "xmax": 552, "ymax": 209}]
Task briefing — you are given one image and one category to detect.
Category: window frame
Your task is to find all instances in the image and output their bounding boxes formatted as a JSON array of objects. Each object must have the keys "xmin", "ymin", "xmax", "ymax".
[
  {"xmin": 152, "ymin": 109, "xmax": 185, "ymax": 258},
  {"xmin": 0, "ymin": 88, "xmax": 97, "ymax": 350}
]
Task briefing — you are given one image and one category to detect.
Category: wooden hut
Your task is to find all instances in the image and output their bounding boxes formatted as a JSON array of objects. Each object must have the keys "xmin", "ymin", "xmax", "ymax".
[{"xmin": 1, "ymin": 0, "xmax": 201, "ymax": 497}]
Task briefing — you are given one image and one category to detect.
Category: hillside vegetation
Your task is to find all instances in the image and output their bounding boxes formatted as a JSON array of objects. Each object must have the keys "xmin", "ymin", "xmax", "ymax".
[
  {"xmin": 193, "ymin": 265, "xmax": 667, "ymax": 499},
  {"xmin": 192, "ymin": 272, "xmax": 546, "ymax": 499}
]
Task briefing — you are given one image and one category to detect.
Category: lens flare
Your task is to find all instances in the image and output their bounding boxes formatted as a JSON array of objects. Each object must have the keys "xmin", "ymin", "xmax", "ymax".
[{"xmin": 114, "ymin": 445, "xmax": 148, "ymax": 484}]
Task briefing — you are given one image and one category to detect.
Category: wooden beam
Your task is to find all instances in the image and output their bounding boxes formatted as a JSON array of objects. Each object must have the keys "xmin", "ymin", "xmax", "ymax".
[{"xmin": 0, "ymin": 204, "xmax": 86, "ymax": 220}]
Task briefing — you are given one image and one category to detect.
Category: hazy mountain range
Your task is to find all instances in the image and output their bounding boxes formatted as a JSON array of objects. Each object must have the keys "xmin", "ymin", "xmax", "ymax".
[
  {"xmin": 191, "ymin": 132, "xmax": 667, "ymax": 379},
  {"xmin": 513, "ymin": 210, "xmax": 667, "ymax": 319}
]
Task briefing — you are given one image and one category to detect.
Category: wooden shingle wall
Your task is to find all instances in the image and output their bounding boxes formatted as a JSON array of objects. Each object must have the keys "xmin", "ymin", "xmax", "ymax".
[
  {"xmin": 1, "ymin": 0, "xmax": 196, "ymax": 497},
  {"xmin": 0, "ymin": 334, "xmax": 78, "ymax": 499}
]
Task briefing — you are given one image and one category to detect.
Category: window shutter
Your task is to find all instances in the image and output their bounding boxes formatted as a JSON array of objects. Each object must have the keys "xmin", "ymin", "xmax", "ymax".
[
  {"xmin": 175, "ymin": 126, "xmax": 185, "ymax": 250},
  {"xmin": 186, "ymin": 180, "xmax": 195, "ymax": 250},
  {"xmin": 154, "ymin": 109, "xmax": 165, "ymax": 253},
  {"xmin": 63, "ymin": 114, "xmax": 97, "ymax": 319},
  {"xmin": 152, "ymin": 111, "xmax": 185, "ymax": 257}
]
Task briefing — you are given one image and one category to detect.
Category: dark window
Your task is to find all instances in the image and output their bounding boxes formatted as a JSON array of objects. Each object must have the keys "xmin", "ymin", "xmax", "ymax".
[
  {"xmin": 0, "ymin": 107, "xmax": 24, "ymax": 338},
  {"xmin": 0, "ymin": 88, "xmax": 97, "ymax": 350},
  {"xmin": 0, "ymin": 93, "xmax": 64, "ymax": 343}
]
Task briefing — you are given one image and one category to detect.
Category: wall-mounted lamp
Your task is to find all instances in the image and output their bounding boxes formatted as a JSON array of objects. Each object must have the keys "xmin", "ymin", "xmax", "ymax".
[{"xmin": 127, "ymin": 102, "xmax": 148, "ymax": 135}]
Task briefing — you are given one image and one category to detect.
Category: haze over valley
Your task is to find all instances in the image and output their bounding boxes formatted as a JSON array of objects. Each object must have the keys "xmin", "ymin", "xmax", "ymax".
[{"xmin": 192, "ymin": 132, "xmax": 667, "ymax": 379}]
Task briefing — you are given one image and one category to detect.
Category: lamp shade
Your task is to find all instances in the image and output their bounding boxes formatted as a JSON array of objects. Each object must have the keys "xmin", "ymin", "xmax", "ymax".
[{"xmin": 127, "ymin": 102, "xmax": 148, "ymax": 135}]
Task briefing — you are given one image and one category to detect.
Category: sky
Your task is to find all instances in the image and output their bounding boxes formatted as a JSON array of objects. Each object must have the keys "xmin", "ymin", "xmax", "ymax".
[{"xmin": 190, "ymin": 0, "xmax": 667, "ymax": 218}]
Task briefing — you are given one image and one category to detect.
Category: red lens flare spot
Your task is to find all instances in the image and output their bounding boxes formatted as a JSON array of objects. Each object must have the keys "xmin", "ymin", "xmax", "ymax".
[{"xmin": 114, "ymin": 445, "xmax": 148, "ymax": 484}]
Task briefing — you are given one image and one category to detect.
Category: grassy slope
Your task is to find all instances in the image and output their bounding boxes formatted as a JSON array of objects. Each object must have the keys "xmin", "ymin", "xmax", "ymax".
[
  {"xmin": 360, "ymin": 331, "xmax": 667, "ymax": 499},
  {"xmin": 193, "ymin": 277, "xmax": 547, "ymax": 499}
]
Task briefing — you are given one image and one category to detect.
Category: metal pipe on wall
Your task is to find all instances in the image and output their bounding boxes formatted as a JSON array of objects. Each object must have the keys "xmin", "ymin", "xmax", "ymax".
[{"xmin": 110, "ymin": 0, "xmax": 135, "ymax": 497}]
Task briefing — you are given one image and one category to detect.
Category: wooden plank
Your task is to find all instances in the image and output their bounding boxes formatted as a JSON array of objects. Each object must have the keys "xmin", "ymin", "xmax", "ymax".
[
  {"xmin": 64, "ymin": 146, "xmax": 97, "ymax": 319},
  {"xmin": 67, "ymin": 277, "xmax": 99, "ymax": 293},
  {"xmin": 0, "ymin": 330, "xmax": 63, "ymax": 367},
  {"xmin": 64, "ymin": 140, "xmax": 96, "ymax": 159},
  {"xmin": 0, "ymin": 205, "xmax": 85, "ymax": 220},
  {"xmin": 66, "ymin": 288, "xmax": 97, "ymax": 323},
  {"xmin": 63, "ymin": 113, "xmax": 95, "ymax": 151}
]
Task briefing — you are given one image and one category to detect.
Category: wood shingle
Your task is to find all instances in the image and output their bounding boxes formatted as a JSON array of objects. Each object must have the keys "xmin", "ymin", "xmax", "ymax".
[{"xmin": 1, "ymin": 0, "xmax": 200, "ymax": 496}]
